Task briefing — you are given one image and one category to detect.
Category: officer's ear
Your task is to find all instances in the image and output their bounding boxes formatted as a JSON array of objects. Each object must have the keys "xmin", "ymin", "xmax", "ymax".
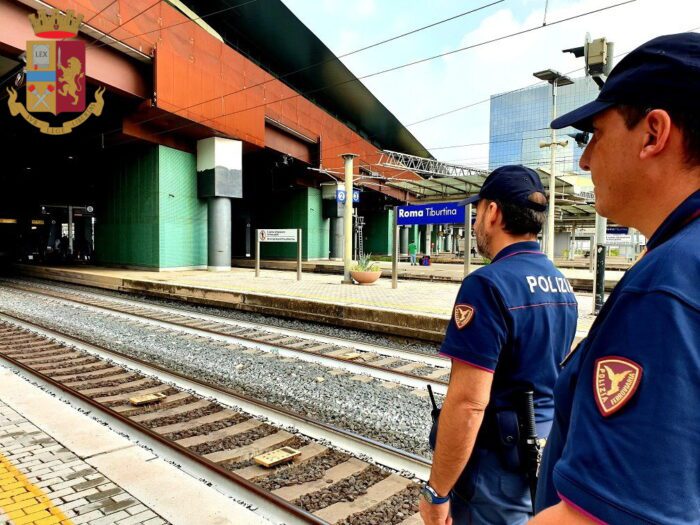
[
  {"xmin": 640, "ymin": 109, "xmax": 672, "ymax": 160},
  {"xmin": 485, "ymin": 201, "xmax": 501, "ymax": 228}
]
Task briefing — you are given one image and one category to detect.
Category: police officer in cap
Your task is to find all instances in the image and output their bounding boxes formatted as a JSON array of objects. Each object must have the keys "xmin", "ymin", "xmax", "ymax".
[
  {"xmin": 419, "ymin": 165, "xmax": 578, "ymax": 525},
  {"xmin": 531, "ymin": 32, "xmax": 700, "ymax": 525}
]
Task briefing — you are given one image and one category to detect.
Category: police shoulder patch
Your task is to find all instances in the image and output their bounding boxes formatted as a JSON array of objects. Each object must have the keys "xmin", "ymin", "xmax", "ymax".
[
  {"xmin": 593, "ymin": 356, "xmax": 643, "ymax": 417},
  {"xmin": 454, "ymin": 304, "xmax": 475, "ymax": 330}
]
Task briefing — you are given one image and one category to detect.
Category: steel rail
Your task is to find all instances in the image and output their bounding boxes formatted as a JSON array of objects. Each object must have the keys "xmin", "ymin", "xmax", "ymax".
[
  {"xmin": 0, "ymin": 315, "xmax": 324, "ymax": 525},
  {"xmin": 0, "ymin": 310, "xmax": 432, "ymax": 480},
  {"xmin": 7, "ymin": 278, "xmax": 447, "ymax": 365},
  {"xmin": 2, "ymin": 282, "xmax": 449, "ymax": 394}
]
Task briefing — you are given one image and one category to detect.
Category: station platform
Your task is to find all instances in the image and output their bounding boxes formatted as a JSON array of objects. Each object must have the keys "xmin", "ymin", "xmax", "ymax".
[
  {"xmin": 0, "ymin": 366, "xmax": 268, "ymax": 525},
  {"xmin": 231, "ymin": 258, "xmax": 624, "ymax": 291},
  {"xmin": 14, "ymin": 263, "xmax": 604, "ymax": 342}
]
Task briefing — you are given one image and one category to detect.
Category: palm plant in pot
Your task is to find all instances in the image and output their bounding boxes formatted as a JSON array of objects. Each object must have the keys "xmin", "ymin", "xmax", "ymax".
[{"xmin": 350, "ymin": 254, "xmax": 382, "ymax": 285}]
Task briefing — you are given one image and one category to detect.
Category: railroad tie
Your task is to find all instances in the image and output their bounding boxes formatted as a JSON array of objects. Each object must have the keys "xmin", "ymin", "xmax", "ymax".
[
  {"xmin": 272, "ymin": 458, "xmax": 367, "ymax": 501},
  {"xmin": 234, "ymin": 442, "xmax": 328, "ymax": 481},
  {"xmin": 204, "ymin": 431, "xmax": 294, "ymax": 464},
  {"xmin": 314, "ymin": 474, "xmax": 413, "ymax": 523}
]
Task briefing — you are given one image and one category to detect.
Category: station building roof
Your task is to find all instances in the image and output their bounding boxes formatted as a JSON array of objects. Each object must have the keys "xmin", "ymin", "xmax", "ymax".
[
  {"xmin": 178, "ymin": 0, "xmax": 432, "ymax": 160},
  {"xmin": 385, "ymin": 168, "xmax": 597, "ymax": 224}
]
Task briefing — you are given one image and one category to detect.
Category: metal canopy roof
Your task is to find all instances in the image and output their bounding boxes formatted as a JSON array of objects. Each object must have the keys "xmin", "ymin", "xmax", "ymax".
[
  {"xmin": 386, "ymin": 168, "xmax": 597, "ymax": 223},
  {"xmin": 177, "ymin": 0, "xmax": 432, "ymax": 158}
]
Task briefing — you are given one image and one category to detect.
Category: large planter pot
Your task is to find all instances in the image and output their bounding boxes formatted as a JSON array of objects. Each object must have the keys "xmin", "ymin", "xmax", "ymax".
[{"xmin": 350, "ymin": 270, "xmax": 382, "ymax": 285}]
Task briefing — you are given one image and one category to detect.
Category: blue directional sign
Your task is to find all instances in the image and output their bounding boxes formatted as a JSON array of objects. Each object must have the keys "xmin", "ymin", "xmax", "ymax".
[
  {"xmin": 397, "ymin": 202, "xmax": 465, "ymax": 226},
  {"xmin": 336, "ymin": 189, "xmax": 360, "ymax": 203}
]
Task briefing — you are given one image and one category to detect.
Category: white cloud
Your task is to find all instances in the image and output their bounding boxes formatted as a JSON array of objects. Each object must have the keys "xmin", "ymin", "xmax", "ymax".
[
  {"xmin": 365, "ymin": 0, "xmax": 700, "ymax": 166},
  {"xmin": 284, "ymin": 0, "xmax": 700, "ymax": 168}
]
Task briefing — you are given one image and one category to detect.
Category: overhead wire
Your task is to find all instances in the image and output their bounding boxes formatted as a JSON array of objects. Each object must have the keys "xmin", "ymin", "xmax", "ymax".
[
  {"xmin": 96, "ymin": 0, "xmax": 504, "ymax": 132},
  {"xmin": 91, "ymin": 0, "xmax": 262, "ymax": 49},
  {"xmin": 114, "ymin": 0, "xmax": 636, "ymax": 148},
  {"xmin": 88, "ymin": 0, "xmax": 162, "ymax": 48}
]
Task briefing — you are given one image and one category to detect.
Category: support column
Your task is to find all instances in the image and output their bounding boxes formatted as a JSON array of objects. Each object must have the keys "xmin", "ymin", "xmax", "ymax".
[
  {"xmin": 464, "ymin": 204, "xmax": 473, "ymax": 276},
  {"xmin": 400, "ymin": 226, "xmax": 409, "ymax": 256},
  {"xmin": 425, "ymin": 225, "xmax": 432, "ymax": 256},
  {"xmin": 342, "ymin": 154, "xmax": 357, "ymax": 284},
  {"xmin": 207, "ymin": 197, "xmax": 231, "ymax": 269},
  {"xmin": 329, "ymin": 216, "xmax": 344, "ymax": 259},
  {"xmin": 197, "ymin": 137, "xmax": 242, "ymax": 272},
  {"xmin": 413, "ymin": 225, "xmax": 420, "ymax": 252},
  {"xmin": 447, "ymin": 229, "xmax": 453, "ymax": 253}
]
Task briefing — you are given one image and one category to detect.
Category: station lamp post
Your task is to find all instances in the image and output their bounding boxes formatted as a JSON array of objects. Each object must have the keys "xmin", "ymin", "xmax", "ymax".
[
  {"xmin": 533, "ymin": 69, "xmax": 573, "ymax": 261},
  {"xmin": 341, "ymin": 153, "xmax": 358, "ymax": 284}
]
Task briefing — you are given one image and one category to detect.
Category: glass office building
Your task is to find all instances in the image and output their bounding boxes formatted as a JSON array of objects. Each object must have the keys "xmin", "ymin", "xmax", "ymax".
[{"xmin": 489, "ymin": 76, "xmax": 600, "ymax": 174}]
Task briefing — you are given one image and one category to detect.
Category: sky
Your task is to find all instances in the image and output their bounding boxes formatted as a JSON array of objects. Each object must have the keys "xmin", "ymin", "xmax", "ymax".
[{"xmin": 280, "ymin": 0, "xmax": 700, "ymax": 169}]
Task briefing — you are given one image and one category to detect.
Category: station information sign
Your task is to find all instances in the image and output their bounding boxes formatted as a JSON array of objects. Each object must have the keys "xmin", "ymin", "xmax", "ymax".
[
  {"xmin": 258, "ymin": 229, "xmax": 298, "ymax": 242},
  {"xmin": 396, "ymin": 202, "xmax": 465, "ymax": 226},
  {"xmin": 336, "ymin": 189, "xmax": 360, "ymax": 203}
]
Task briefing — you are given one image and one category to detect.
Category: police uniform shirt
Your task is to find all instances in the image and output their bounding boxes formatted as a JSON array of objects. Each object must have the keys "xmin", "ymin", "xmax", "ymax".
[
  {"xmin": 536, "ymin": 190, "xmax": 700, "ymax": 524},
  {"xmin": 440, "ymin": 241, "xmax": 578, "ymax": 426}
]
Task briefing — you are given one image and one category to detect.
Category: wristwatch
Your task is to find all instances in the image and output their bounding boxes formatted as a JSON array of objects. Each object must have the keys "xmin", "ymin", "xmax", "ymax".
[{"xmin": 420, "ymin": 484, "xmax": 450, "ymax": 505}]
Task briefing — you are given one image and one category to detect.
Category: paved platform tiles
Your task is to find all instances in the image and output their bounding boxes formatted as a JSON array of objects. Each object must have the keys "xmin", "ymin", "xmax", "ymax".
[
  {"xmin": 16, "ymin": 264, "xmax": 597, "ymax": 340},
  {"xmin": 0, "ymin": 367, "xmax": 270, "ymax": 525},
  {"xmin": 231, "ymin": 258, "xmax": 625, "ymax": 289}
]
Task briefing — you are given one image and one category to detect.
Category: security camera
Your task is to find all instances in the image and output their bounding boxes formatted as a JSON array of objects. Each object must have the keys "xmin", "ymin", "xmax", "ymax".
[{"xmin": 568, "ymin": 132, "xmax": 590, "ymax": 148}]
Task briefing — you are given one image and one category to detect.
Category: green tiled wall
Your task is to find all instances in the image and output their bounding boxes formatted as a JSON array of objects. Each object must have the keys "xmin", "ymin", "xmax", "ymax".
[
  {"xmin": 96, "ymin": 145, "xmax": 206, "ymax": 269},
  {"xmin": 260, "ymin": 187, "xmax": 329, "ymax": 260},
  {"xmin": 158, "ymin": 147, "xmax": 207, "ymax": 268},
  {"xmin": 97, "ymin": 145, "xmax": 159, "ymax": 267},
  {"xmin": 363, "ymin": 209, "xmax": 393, "ymax": 256}
]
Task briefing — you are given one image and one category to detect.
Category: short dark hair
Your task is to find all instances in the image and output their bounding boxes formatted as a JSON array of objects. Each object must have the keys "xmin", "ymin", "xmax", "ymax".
[
  {"xmin": 617, "ymin": 104, "xmax": 700, "ymax": 166},
  {"xmin": 488, "ymin": 192, "xmax": 547, "ymax": 235}
]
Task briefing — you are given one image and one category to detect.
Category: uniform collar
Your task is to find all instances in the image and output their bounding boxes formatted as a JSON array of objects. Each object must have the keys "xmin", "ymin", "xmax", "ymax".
[
  {"xmin": 646, "ymin": 189, "xmax": 700, "ymax": 252},
  {"xmin": 491, "ymin": 241, "xmax": 543, "ymax": 263}
]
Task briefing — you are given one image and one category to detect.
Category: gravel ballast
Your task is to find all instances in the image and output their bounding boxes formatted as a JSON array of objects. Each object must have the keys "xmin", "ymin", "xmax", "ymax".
[
  {"xmin": 5, "ymin": 277, "xmax": 442, "ymax": 356},
  {"xmin": 0, "ymin": 286, "xmax": 438, "ymax": 457}
]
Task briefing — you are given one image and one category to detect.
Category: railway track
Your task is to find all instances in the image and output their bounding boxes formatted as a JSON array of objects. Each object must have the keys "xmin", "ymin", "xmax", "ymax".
[
  {"xmin": 0, "ymin": 312, "xmax": 427, "ymax": 525},
  {"xmin": 0, "ymin": 280, "xmax": 450, "ymax": 394}
]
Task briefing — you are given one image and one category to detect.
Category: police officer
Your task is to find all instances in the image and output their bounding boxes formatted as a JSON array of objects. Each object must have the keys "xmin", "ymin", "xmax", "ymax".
[
  {"xmin": 532, "ymin": 33, "xmax": 700, "ymax": 525},
  {"xmin": 419, "ymin": 165, "xmax": 578, "ymax": 525}
]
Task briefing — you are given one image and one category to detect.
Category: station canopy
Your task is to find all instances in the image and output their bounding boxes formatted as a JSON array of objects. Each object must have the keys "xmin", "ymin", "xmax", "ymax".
[
  {"xmin": 176, "ymin": 0, "xmax": 432, "ymax": 159},
  {"xmin": 382, "ymin": 161, "xmax": 597, "ymax": 225}
]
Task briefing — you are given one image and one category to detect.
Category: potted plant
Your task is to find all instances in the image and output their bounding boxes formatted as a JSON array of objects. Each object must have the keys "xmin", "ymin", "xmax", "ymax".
[{"xmin": 350, "ymin": 254, "xmax": 382, "ymax": 285}]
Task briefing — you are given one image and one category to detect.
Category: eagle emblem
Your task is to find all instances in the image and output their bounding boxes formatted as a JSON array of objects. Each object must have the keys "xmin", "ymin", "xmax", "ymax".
[
  {"xmin": 454, "ymin": 304, "xmax": 475, "ymax": 330},
  {"xmin": 594, "ymin": 357, "xmax": 643, "ymax": 417}
]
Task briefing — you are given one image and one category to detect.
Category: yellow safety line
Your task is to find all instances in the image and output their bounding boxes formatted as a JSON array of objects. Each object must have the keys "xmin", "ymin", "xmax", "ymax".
[{"xmin": 0, "ymin": 452, "xmax": 72, "ymax": 525}]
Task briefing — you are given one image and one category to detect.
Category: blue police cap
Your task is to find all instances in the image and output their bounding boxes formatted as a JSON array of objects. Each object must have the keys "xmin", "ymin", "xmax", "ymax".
[
  {"xmin": 458, "ymin": 165, "xmax": 547, "ymax": 211},
  {"xmin": 552, "ymin": 32, "xmax": 700, "ymax": 131}
]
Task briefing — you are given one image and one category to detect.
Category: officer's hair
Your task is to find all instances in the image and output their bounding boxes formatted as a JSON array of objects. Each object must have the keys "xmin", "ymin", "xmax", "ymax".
[
  {"xmin": 617, "ymin": 105, "xmax": 700, "ymax": 166},
  {"xmin": 489, "ymin": 192, "xmax": 547, "ymax": 236}
]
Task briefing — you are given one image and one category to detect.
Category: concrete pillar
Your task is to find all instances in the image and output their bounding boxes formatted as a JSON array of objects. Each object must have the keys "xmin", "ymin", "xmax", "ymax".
[
  {"xmin": 400, "ymin": 226, "xmax": 409, "ymax": 256},
  {"xmin": 197, "ymin": 137, "xmax": 242, "ymax": 271},
  {"xmin": 329, "ymin": 216, "xmax": 344, "ymax": 259},
  {"xmin": 425, "ymin": 225, "xmax": 432, "ymax": 256},
  {"xmin": 413, "ymin": 225, "xmax": 420, "ymax": 252},
  {"xmin": 207, "ymin": 197, "xmax": 231, "ymax": 270},
  {"xmin": 342, "ymin": 154, "xmax": 357, "ymax": 284},
  {"xmin": 447, "ymin": 230, "xmax": 453, "ymax": 253}
]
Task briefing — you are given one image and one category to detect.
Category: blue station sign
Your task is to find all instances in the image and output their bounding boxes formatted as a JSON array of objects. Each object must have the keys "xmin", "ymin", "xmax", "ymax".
[
  {"xmin": 397, "ymin": 202, "xmax": 465, "ymax": 226},
  {"xmin": 337, "ymin": 189, "xmax": 360, "ymax": 203}
]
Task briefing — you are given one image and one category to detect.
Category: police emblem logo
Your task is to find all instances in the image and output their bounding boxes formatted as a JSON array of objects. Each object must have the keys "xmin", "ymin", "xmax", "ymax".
[
  {"xmin": 454, "ymin": 304, "xmax": 475, "ymax": 330},
  {"xmin": 594, "ymin": 357, "xmax": 643, "ymax": 417},
  {"xmin": 6, "ymin": 8, "xmax": 105, "ymax": 135}
]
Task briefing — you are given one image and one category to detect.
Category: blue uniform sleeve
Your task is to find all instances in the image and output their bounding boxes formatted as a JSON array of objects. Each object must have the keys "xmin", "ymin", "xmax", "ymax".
[
  {"xmin": 439, "ymin": 274, "xmax": 508, "ymax": 372},
  {"xmin": 553, "ymin": 291, "xmax": 700, "ymax": 525}
]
